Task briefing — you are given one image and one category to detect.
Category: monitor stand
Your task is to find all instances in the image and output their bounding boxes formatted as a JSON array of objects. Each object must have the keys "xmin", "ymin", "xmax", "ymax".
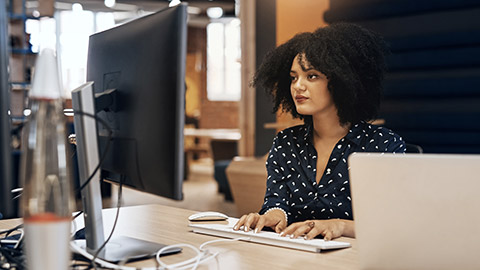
[
  {"xmin": 74, "ymin": 236, "xmax": 181, "ymax": 262},
  {"xmin": 71, "ymin": 82, "xmax": 181, "ymax": 262}
]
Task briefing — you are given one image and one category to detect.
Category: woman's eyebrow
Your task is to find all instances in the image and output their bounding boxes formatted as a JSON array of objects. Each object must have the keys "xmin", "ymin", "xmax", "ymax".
[
  {"xmin": 300, "ymin": 64, "xmax": 315, "ymax": 72},
  {"xmin": 299, "ymin": 67, "xmax": 317, "ymax": 73}
]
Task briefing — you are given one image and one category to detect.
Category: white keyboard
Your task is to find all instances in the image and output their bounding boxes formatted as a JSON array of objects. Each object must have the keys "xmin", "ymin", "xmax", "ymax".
[{"xmin": 189, "ymin": 218, "xmax": 351, "ymax": 253}]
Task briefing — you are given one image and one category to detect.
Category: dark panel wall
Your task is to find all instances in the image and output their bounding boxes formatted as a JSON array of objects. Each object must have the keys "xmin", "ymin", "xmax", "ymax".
[
  {"xmin": 254, "ymin": 0, "xmax": 277, "ymax": 156},
  {"xmin": 1, "ymin": 0, "xmax": 15, "ymax": 218},
  {"xmin": 325, "ymin": 0, "xmax": 480, "ymax": 153}
]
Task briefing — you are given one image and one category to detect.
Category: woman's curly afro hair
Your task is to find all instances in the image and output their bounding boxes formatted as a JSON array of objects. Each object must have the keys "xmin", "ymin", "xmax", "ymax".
[{"xmin": 252, "ymin": 23, "xmax": 389, "ymax": 125}]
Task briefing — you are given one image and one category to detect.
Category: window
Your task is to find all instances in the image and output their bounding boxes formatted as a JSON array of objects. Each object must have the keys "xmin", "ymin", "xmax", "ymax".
[
  {"xmin": 207, "ymin": 18, "xmax": 241, "ymax": 101},
  {"xmin": 57, "ymin": 10, "xmax": 115, "ymax": 96}
]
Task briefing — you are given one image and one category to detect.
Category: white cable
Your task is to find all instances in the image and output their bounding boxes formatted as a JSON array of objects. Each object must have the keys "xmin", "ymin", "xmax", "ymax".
[
  {"xmin": 11, "ymin": 188, "xmax": 23, "ymax": 194},
  {"xmin": 11, "ymin": 188, "xmax": 23, "ymax": 201},
  {"xmin": 156, "ymin": 244, "xmax": 202, "ymax": 270},
  {"xmin": 13, "ymin": 228, "xmax": 24, "ymax": 249},
  {"xmin": 71, "ymin": 218, "xmax": 78, "ymax": 239},
  {"xmin": 12, "ymin": 193, "xmax": 22, "ymax": 201},
  {"xmin": 155, "ymin": 237, "xmax": 248, "ymax": 270},
  {"xmin": 71, "ymin": 235, "xmax": 247, "ymax": 270},
  {"xmin": 0, "ymin": 227, "xmax": 24, "ymax": 249}
]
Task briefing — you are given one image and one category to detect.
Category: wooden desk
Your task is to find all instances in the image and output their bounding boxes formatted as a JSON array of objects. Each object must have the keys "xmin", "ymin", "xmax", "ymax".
[
  {"xmin": 184, "ymin": 128, "xmax": 241, "ymax": 141},
  {"xmin": 184, "ymin": 128, "xmax": 240, "ymax": 161},
  {"xmin": 0, "ymin": 205, "xmax": 359, "ymax": 269}
]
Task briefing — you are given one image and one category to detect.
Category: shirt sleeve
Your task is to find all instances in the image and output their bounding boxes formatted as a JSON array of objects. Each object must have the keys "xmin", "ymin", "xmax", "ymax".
[
  {"xmin": 363, "ymin": 126, "xmax": 406, "ymax": 153},
  {"xmin": 259, "ymin": 134, "xmax": 290, "ymax": 216},
  {"xmin": 384, "ymin": 130, "xmax": 406, "ymax": 153}
]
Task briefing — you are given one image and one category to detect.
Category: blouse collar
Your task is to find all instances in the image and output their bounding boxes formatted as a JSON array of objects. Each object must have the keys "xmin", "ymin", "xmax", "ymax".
[{"xmin": 303, "ymin": 121, "xmax": 367, "ymax": 146}]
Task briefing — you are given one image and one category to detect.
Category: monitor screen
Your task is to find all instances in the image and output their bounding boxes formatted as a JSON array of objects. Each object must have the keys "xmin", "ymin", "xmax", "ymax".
[
  {"xmin": 0, "ymin": 0, "xmax": 15, "ymax": 219},
  {"xmin": 71, "ymin": 4, "xmax": 187, "ymax": 261},
  {"xmin": 87, "ymin": 4, "xmax": 186, "ymax": 200}
]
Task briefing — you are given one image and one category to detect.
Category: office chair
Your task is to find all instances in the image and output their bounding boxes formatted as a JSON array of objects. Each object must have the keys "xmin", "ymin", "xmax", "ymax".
[
  {"xmin": 405, "ymin": 143, "xmax": 424, "ymax": 153},
  {"xmin": 212, "ymin": 140, "xmax": 238, "ymax": 201}
]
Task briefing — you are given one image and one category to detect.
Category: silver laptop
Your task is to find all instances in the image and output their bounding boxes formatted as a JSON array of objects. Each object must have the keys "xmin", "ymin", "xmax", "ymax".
[{"xmin": 349, "ymin": 153, "xmax": 480, "ymax": 270}]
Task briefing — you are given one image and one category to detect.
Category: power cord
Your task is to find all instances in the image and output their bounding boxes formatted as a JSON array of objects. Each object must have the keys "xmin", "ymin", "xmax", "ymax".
[
  {"xmin": 90, "ymin": 176, "xmax": 124, "ymax": 270},
  {"xmin": 68, "ymin": 109, "xmax": 121, "ymax": 270},
  {"xmin": 0, "ymin": 109, "xmax": 113, "ymax": 270},
  {"xmin": 6, "ymin": 110, "xmax": 113, "ymax": 202},
  {"xmin": 71, "ymin": 236, "xmax": 247, "ymax": 270},
  {"xmin": 0, "ymin": 225, "xmax": 26, "ymax": 270},
  {"xmin": 72, "ymin": 110, "xmax": 113, "ymax": 195},
  {"xmin": 5, "ymin": 108, "xmax": 244, "ymax": 270}
]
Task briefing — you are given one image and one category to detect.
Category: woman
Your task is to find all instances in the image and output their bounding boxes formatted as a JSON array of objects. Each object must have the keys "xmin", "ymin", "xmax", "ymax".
[{"xmin": 233, "ymin": 23, "xmax": 405, "ymax": 241}]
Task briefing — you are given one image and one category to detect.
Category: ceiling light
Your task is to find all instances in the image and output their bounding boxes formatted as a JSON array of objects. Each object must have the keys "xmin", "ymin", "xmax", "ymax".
[
  {"xmin": 72, "ymin": 3, "xmax": 83, "ymax": 12},
  {"xmin": 187, "ymin": 6, "xmax": 201, "ymax": 15},
  {"xmin": 169, "ymin": 0, "xmax": 181, "ymax": 7},
  {"xmin": 104, "ymin": 0, "xmax": 116, "ymax": 8},
  {"xmin": 206, "ymin": 7, "xmax": 223, "ymax": 19}
]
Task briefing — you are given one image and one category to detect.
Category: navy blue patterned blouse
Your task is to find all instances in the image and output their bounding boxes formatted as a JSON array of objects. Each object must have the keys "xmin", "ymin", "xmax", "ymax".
[{"xmin": 259, "ymin": 121, "xmax": 406, "ymax": 224}]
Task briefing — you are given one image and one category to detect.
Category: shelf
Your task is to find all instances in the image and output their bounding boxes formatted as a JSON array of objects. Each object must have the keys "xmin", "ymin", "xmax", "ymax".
[
  {"xmin": 10, "ymin": 48, "xmax": 36, "ymax": 55},
  {"xmin": 11, "ymin": 116, "xmax": 27, "ymax": 125},
  {"xmin": 8, "ymin": 13, "xmax": 27, "ymax": 20},
  {"xmin": 10, "ymin": 83, "xmax": 30, "ymax": 92},
  {"xmin": 7, "ymin": 0, "xmax": 37, "ymax": 119},
  {"xmin": 9, "ymin": 82, "xmax": 31, "ymax": 87},
  {"xmin": 8, "ymin": 13, "xmax": 38, "ymax": 20}
]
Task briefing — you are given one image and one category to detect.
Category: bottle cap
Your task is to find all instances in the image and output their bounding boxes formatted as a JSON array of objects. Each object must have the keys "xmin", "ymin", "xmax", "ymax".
[{"xmin": 30, "ymin": 48, "xmax": 63, "ymax": 99}]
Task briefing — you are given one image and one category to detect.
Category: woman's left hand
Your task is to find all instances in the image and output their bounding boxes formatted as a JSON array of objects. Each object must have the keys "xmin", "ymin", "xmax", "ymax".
[{"xmin": 280, "ymin": 219, "xmax": 354, "ymax": 241}]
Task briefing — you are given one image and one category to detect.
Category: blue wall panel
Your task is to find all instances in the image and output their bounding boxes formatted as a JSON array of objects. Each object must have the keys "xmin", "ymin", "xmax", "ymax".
[{"xmin": 326, "ymin": 0, "xmax": 480, "ymax": 153}]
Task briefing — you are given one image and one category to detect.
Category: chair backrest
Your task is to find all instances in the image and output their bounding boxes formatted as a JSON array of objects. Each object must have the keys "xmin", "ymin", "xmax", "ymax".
[
  {"xmin": 211, "ymin": 140, "xmax": 237, "ymax": 161},
  {"xmin": 226, "ymin": 156, "xmax": 267, "ymax": 216},
  {"xmin": 406, "ymin": 143, "xmax": 424, "ymax": 153},
  {"xmin": 225, "ymin": 144, "xmax": 423, "ymax": 216}
]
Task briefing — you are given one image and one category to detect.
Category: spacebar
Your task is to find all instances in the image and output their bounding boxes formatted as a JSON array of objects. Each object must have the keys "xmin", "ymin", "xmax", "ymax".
[{"xmin": 193, "ymin": 228, "xmax": 322, "ymax": 252}]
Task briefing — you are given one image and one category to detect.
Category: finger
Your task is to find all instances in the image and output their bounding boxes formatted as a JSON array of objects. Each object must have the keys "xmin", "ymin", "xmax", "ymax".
[
  {"xmin": 323, "ymin": 230, "xmax": 333, "ymax": 241},
  {"xmin": 233, "ymin": 215, "xmax": 248, "ymax": 230},
  {"xmin": 254, "ymin": 216, "xmax": 266, "ymax": 233},
  {"xmin": 291, "ymin": 222, "xmax": 315, "ymax": 239},
  {"xmin": 280, "ymin": 222, "xmax": 302, "ymax": 236},
  {"xmin": 304, "ymin": 225, "xmax": 321, "ymax": 240},
  {"xmin": 244, "ymin": 213, "xmax": 259, "ymax": 232},
  {"xmin": 274, "ymin": 218, "xmax": 287, "ymax": 233}
]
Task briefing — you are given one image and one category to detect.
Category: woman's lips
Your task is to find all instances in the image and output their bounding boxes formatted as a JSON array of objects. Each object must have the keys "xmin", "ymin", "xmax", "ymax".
[{"xmin": 295, "ymin": 95, "xmax": 308, "ymax": 102}]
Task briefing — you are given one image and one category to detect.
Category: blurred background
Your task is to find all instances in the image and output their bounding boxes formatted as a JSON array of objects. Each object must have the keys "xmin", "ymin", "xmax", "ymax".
[{"xmin": 3, "ymin": 0, "xmax": 480, "ymax": 218}]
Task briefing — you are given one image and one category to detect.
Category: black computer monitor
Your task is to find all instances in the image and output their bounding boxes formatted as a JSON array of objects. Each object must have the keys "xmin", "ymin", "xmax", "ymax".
[
  {"xmin": 88, "ymin": 5, "xmax": 186, "ymax": 200},
  {"xmin": 0, "ymin": 0, "xmax": 15, "ymax": 220},
  {"xmin": 71, "ymin": 3, "xmax": 187, "ymax": 261}
]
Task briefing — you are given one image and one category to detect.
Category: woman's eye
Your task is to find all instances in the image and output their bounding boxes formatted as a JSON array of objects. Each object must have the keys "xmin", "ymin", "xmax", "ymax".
[
  {"xmin": 290, "ymin": 76, "xmax": 297, "ymax": 81},
  {"xmin": 308, "ymin": 74, "xmax": 318, "ymax": 79}
]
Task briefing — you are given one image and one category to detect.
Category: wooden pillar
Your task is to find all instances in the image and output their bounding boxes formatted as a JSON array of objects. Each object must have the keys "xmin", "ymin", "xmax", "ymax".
[{"xmin": 238, "ymin": 0, "xmax": 256, "ymax": 157}]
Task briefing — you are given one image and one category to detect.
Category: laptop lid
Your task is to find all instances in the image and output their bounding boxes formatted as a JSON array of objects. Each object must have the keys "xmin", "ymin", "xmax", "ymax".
[{"xmin": 349, "ymin": 153, "xmax": 480, "ymax": 270}]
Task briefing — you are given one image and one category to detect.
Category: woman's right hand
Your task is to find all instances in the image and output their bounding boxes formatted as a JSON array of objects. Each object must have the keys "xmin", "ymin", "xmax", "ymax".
[{"xmin": 233, "ymin": 209, "xmax": 287, "ymax": 233}]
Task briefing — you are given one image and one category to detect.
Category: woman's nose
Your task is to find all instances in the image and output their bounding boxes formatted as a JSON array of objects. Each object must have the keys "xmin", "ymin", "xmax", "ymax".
[{"xmin": 293, "ymin": 78, "xmax": 306, "ymax": 91}]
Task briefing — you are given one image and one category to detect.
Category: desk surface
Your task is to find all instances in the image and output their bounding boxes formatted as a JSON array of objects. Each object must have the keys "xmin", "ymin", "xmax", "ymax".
[
  {"xmin": 0, "ymin": 205, "xmax": 359, "ymax": 269},
  {"xmin": 184, "ymin": 128, "xmax": 241, "ymax": 141}
]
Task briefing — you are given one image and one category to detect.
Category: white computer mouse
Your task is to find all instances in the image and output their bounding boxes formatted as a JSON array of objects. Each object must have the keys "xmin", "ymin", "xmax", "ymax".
[{"xmin": 188, "ymin": 211, "xmax": 229, "ymax": 221}]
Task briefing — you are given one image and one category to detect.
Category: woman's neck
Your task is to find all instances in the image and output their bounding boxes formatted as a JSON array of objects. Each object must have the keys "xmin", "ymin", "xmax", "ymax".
[{"xmin": 311, "ymin": 112, "xmax": 350, "ymax": 141}]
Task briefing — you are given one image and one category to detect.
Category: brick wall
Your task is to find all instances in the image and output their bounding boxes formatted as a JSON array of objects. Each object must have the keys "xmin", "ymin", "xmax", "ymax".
[
  {"xmin": 199, "ymin": 100, "xmax": 239, "ymax": 129},
  {"xmin": 187, "ymin": 26, "xmax": 239, "ymax": 130}
]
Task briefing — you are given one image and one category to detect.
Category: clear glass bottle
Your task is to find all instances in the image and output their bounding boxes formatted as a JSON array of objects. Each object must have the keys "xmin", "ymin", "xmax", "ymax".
[{"xmin": 20, "ymin": 48, "xmax": 74, "ymax": 270}]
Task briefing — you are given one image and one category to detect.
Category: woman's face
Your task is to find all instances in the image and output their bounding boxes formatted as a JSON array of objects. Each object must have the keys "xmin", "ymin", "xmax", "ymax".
[{"xmin": 290, "ymin": 54, "xmax": 336, "ymax": 117}]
